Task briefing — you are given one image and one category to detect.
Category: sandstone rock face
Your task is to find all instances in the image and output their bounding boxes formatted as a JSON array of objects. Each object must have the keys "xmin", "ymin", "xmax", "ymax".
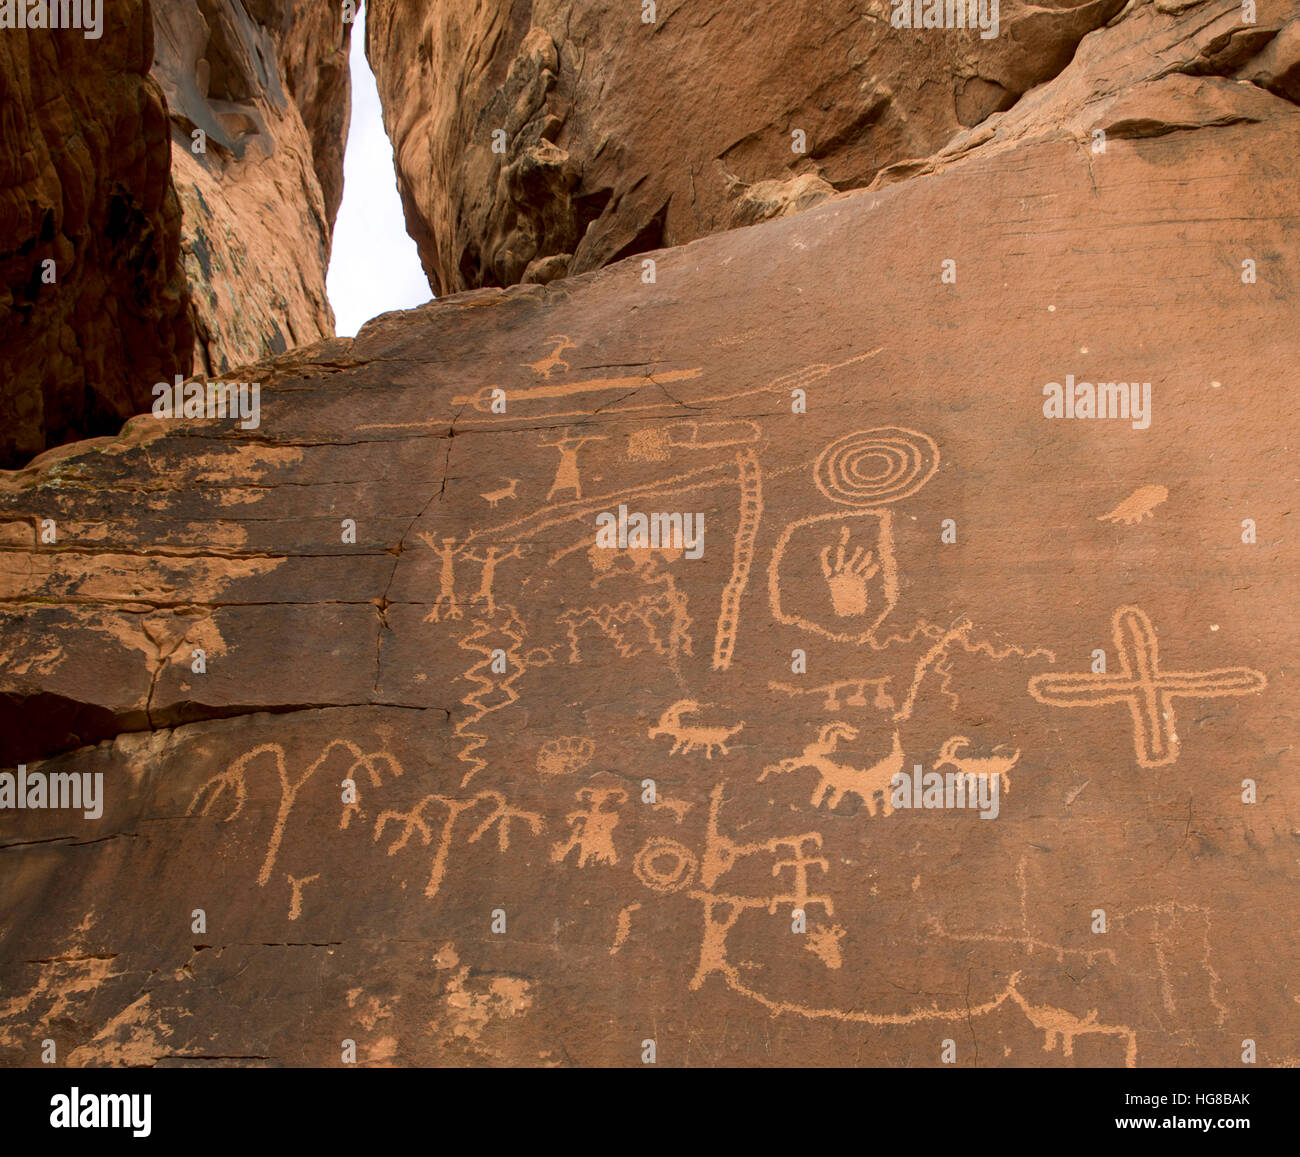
[
  {"xmin": 366, "ymin": 0, "xmax": 1130, "ymax": 294},
  {"xmin": 1, "ymin": 0, "xmax": 1298, "ymax": 1067},
  {"xmin": 151, "ymin": 0, "xmax": 352, "ymax": 376},
  {"xmin": 0, "ymin": 6, "xmax": 192, "ymax": 469}
]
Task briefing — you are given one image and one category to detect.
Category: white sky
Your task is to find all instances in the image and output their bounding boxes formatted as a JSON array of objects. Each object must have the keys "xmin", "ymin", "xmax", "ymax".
[{"xmin": 326, "ymin": 4, "xmax": 433, "ymax": 337}]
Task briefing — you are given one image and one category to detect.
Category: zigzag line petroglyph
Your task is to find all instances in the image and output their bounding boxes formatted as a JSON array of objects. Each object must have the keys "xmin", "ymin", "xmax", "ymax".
[{"xmin": 450, "ymin": 608, "xmax": 536, "ymax": 787}]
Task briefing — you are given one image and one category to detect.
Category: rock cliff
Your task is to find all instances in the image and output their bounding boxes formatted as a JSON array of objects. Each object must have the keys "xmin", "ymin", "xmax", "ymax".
[
  {"xmin": 0, "ymin": 4, "xmax": 191, "ymax": 468},
  {"xmin": 0, "ymin": 0, "xmax": 1296, "ymax": 1068},
  {"xmin": 151, "ymin": 0, "xmax": 352, "ymax": 376}
]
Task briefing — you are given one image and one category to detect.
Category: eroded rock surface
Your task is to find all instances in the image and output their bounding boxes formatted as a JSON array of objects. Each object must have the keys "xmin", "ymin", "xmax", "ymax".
[
  {"xmin": 365, "ymin": 0, "xmax": 1131, "ymax": 293},
  {"xmin": 0, "ymin": 6, "xmax": 192, "ymax": 469},
  {"xmin": 0, "ymin": 0, "xmax": 1297, "ymax": 1067},
  {"xmin": 0, "ymin": 1, "xmax": 353, "ymax": 469},
  {"xmin": 151, "ymin": 0, "xmax": 353, "ymax": 376}
]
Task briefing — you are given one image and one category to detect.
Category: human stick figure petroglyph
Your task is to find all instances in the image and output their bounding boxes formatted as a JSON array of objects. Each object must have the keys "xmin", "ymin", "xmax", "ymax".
[
  {"xmin": 1028, "ymin": 605, "xmax": 1266, "ymax": 767},
  {"xmin": 551, "ymin": 786, "xmax": 627, "ymax": 868},
  {"xmin": 417, "ymin": 541, "xmax": 525, "ymax": 621},
  {"xmin": 538, "ymin": 429, "xmax": 608, "ymax": 502}
]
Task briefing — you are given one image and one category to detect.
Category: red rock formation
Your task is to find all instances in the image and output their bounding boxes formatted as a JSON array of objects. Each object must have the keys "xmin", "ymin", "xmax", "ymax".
[
  {"xmin": 0, "ymin": 4, "xmax": 192, "ymax": 469},
  {"xmin": 151, "ymin": 0, "xmax": 353, "ymax": 376},
  {"xmin": 364, "ymin": 0, "xmax": 1130, "ymax": 293},
  {"xmin": 0, "ymin": 1, "xmax": 354, "ymax": 469},
  {"xmin": 1, "ymin": 0, "xmax": 1296, "ymax": 1068}
]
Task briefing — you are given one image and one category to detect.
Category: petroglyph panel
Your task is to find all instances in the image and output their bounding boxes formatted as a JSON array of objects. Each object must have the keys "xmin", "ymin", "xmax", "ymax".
[{"xmin": 2, "ymin": 89, "xmax": 1298, "ymax": 1069}]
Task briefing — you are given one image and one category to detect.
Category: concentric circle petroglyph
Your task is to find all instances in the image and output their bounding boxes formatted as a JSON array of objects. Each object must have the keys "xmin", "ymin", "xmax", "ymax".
[
  {"xmin": 633, "ymin": 837, "xmax": 698, "ymax": 893},
  {"xmin": 814, "ymin": 428, "xmax": 939, "ymax": 507}
]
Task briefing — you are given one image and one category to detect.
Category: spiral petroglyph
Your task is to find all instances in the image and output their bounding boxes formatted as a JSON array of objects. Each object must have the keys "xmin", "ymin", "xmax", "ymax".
[{"xmin": 813, "ymin": 428, "xmax": 939, "ymax": 507}]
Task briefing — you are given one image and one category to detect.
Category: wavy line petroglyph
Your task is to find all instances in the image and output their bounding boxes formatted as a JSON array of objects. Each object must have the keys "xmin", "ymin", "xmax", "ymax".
[{"xmin": 1028, "ymin": 605, "xmax": 1267, "ymax": 767}]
